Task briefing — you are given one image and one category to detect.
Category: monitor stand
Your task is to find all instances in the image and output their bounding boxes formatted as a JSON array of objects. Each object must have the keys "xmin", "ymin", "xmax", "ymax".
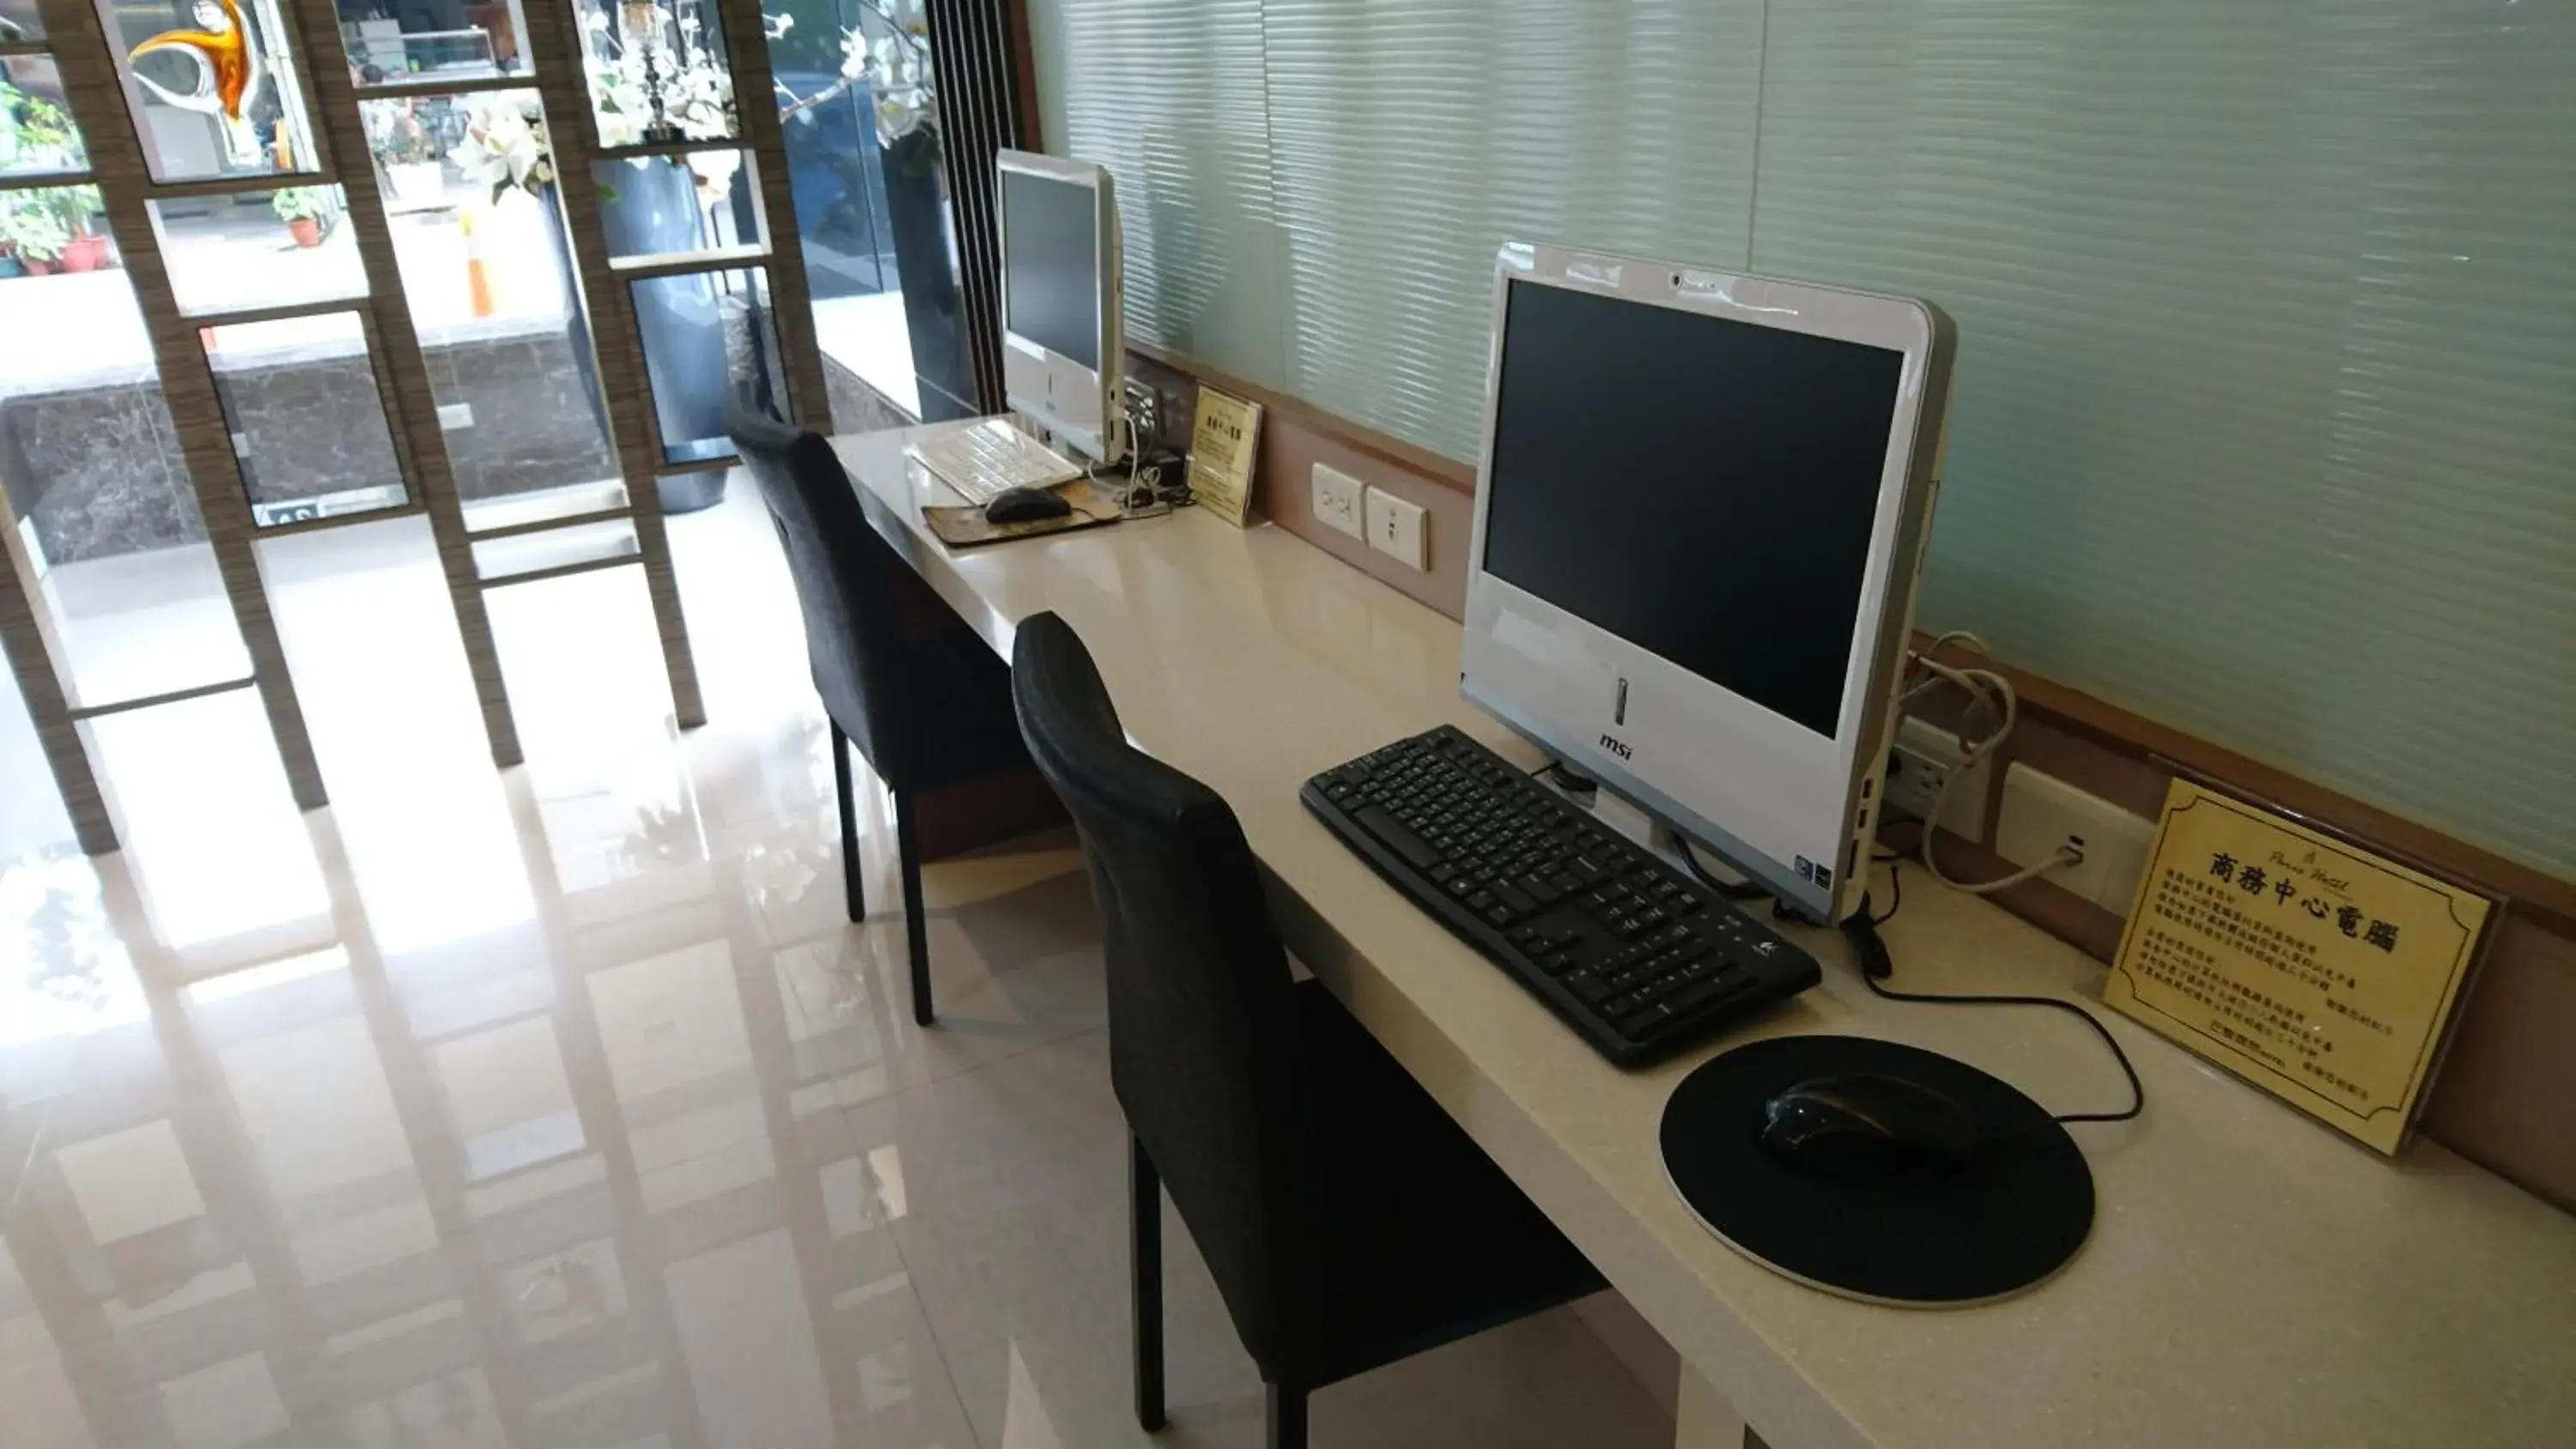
[{"xmin": 1540, "ymin": 761, "xmax": 1598, "ymax": 796}]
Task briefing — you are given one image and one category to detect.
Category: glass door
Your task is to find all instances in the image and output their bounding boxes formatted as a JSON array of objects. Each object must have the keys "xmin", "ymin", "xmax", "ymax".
[{"xmin": 2, "ymin": 0, "xmax": 830, "ymax": 859}]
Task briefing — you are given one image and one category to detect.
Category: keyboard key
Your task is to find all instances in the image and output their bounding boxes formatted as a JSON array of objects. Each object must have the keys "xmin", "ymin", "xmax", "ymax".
[
  {"xmin": 1561, "ymin": 971, "xmax": 1613, "ymax": 1003},
  {"xmin": 1618, "ymin": 1002, "xmax": 1674, "ymax": 1035},
  {"xmin": 1353, "ymin": 806, "xmax": 1442, "ymax": 869},
  {"xmin": 1662, "ymin": 976, "xmax": 1750, "ymax": 1018}
]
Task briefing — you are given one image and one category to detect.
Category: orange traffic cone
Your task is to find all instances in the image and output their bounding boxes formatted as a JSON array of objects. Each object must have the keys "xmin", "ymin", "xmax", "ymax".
[{"xmin": 462, "ymin": 209, "xmax": 495, "ymax": 318}]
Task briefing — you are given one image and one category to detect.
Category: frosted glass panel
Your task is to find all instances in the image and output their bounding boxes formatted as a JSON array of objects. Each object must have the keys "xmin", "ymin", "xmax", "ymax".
[
  {"xmin": 1745, "ymin": 0, "xmax": 2576, "ymax": 880},
  {"xmin": 1029, "ymin": 0, "xmax": 1285, "ymax": 387},
  {"xmin": 1028, "ymin": 0, "xmax": 2576, "ymax": 880},
  {"xmin": 1261, "ymin": 1, "xmax": 1764, "ymax": 460}
]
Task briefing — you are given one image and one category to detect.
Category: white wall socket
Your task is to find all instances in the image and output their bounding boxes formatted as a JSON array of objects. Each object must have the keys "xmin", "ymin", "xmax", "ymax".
[
  {"xmin": 1995, "ymin": 762, "xmax": 2157, "ymax": 912},
  {"xmin": 1364, "ymin": 488, "xmax": 1426, "ymax": 568},
  {"xmin": 1310, "ymin": 462, "xmax": 1365, "ymax": 539},
  {"xmin": 1882, "ymin": 717, "xmax": 1991, "ymax": 842},
  {"xmin": 437, "ymin": 403, "xmax": 475, "ymax": 429}
]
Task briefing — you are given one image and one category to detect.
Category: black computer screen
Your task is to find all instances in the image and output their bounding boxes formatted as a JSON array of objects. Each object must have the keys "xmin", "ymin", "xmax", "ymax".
[
  {"xmin": 1001, "ymin": 170, "xmax": 1100, "ymax": 370},
  {"xmin": 1481, "ymin": 279, "xmax": 1905, "ymax": 741}
]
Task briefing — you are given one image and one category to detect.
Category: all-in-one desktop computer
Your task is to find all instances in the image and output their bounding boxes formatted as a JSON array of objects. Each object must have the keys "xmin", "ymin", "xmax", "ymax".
[
  {"xmin": 1305, "ymin": 242, "xmax": 1956, "ymax": 1064},
  {"xmin": 909, "ymin": 148, "xmax": 1129, "ymax": 506}
]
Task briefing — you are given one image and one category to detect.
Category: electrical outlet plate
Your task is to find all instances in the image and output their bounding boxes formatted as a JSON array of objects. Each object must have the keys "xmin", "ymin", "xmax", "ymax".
[
  {"xmin": 1994, "ymin": 762, "xmax": 2157, "ymax": 912},
  {"xmin": 1883, "ymin": 717, "xmax": 1991, "ymax": 842},
  {"xmin": 1364, "ymin": 488, "xmax": 1426, "ymax": 568},
  {"xmin": 1122, "ymin": 377, "xmax": 1161, "ymax": 448},
  {"xmin": 1310, "ymin": 463, "xmax": 1365, "ymax": 539},
  {"xmin": 437, "ymin": 403, "xmax": 474, "ymax": 429}
]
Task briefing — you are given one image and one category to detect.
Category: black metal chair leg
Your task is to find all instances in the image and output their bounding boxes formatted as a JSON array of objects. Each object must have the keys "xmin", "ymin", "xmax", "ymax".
[
  {"xmin": 1132, "ymin": 1135, "xmax": 1166, "ymax": 1433},
  {"xmin": 831, "ymin": 721, "xmax": 863, "ymax": 922},
  {"xmin": 894, "ymin": 786, "xmax": 933, "ymax": 1025},
  {"xmin": 1266, "ymin": 1383, "xmax": 1306, "ymax": 1449}
]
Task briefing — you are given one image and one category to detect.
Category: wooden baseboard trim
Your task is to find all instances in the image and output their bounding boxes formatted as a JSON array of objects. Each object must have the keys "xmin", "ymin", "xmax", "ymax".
[{"xmin": 1917, "ymin": 634, "xmax": 2576, "ymax": 938}]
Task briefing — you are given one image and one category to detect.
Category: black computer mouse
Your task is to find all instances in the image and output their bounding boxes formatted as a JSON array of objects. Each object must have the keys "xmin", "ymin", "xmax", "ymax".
[
  {"xmin": 984, "ymin": 486, "xmax": 1073, "ymax": 525},
  {"xmin": 1758, "ymin": 1072, "xmax": 1980, "ymax": 1179}
]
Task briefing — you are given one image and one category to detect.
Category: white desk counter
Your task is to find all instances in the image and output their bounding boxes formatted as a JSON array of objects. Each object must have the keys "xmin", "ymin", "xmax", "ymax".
[{"xmin": 832, "ymin": 424, "xmax": 2576, "ymax": 1449}]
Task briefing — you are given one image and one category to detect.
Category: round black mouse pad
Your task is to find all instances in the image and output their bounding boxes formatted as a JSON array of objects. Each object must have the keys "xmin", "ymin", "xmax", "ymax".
[{"xmin": 1661, "ymin": 1035, "xmax": 2093, "ymax": 1306}]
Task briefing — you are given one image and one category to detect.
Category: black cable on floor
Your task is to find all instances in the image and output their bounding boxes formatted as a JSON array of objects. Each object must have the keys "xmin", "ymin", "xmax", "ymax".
[{"xmin": 1839, "ymin": 894, "xmax": 2144, "ymax": 1128}]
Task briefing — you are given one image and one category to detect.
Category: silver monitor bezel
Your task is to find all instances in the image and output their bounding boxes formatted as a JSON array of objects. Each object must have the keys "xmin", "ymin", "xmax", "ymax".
[
  {"xmin": 1460, "ymin": 242, "xmax": 1955, "ymax": 922},
  {"xmin": 995, "ymin": 148, "xmax": 1125, "ymax": 462}
]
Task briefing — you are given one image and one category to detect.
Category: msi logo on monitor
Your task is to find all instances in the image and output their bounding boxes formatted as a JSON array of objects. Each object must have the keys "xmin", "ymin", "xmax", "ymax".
[{"xmin": 1600, "ymin": 676, "xmax": 1634, "ymax": 758}]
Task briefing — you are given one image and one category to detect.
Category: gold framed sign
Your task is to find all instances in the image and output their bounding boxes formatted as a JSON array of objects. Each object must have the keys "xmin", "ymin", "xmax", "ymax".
[
  {"xmin": 2107, "ymin": 779, "xmax": 2495, "ymax": 1155},
  {"xmin": 1187, "ymin": 386, "xmax": 1261, "ymax": 528}
]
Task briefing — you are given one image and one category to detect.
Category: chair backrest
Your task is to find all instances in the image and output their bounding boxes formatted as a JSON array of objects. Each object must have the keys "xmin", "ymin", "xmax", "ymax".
[
  {"xmin": 726, "ymin": 400, "xmax": 914, "ymax": 774},
  {"xmin": 1010, "ymin": 612, "xmax": 1327, "ymax": 1381}
]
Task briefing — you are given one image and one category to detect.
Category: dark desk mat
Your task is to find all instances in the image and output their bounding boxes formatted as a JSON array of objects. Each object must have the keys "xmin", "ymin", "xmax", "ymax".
[
  {"xmin": 1660, "ymin": 1034, "xmax": 2093, "ymax": 1306},
  {"xmin": 922, "ymin": 482, "xmax": 1123, "ymax": 549}
]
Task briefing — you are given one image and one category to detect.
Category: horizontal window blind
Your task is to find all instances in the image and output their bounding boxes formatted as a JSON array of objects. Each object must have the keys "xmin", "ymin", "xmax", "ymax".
[
  {"xmin": 1031, "ymin": 0, "xmax": 2576, "ymax": 882},
  {"xmin": 1262, "ymin": 3, "xmax": 1765, "ymax": 452},
  {"xmin": 1026, "ymin": 0, "xmax": 1287, "ymax": 386}
]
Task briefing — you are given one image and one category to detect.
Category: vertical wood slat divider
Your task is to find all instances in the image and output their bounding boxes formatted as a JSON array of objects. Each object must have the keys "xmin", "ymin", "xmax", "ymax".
[
  {"xmin": 41, "ymin": 0, "xmax": 327, "ymax": 811},
  {"xmin": 0, "ymin": 498, "xmax": 115, "ymax": 852},
  {"xmin": 519, "ymin": 0, "xmax": 706, "ymax": 731},
  {"xmin": 285, "ymin": 0, "xmax": 524, "ymax": 766},
  {"xmin": 718, "ymin": 0, "xmax": 831, "ymax": 433},
  {"xmin": 926, "ymin": 0, "xmax": 1024, "ymax": 413}
]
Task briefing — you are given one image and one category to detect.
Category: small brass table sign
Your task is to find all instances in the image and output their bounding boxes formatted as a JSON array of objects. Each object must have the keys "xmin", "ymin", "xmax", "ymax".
[
  {"xmin": 2107, "ymin": 779, "xmax": 2494, "ymax": 1155},
  {"xmin": 1187, "ymin": 386, "xmax": 1261, "ymax": 528}
]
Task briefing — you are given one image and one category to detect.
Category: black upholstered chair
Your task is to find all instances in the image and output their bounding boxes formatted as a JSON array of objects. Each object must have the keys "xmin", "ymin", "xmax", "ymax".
[
  {"xmin": 728, "ymin": 402, "xmax": 1033, "ymax": 1026},
  {"xmin": 1011, "ymin": 612, "xmax": 1605, "ymax": 1448}
]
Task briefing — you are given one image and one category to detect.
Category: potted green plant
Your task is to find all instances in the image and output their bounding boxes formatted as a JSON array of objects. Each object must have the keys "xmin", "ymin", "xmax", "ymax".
[
  {"xmin": 2, "ymin": 197, "xmax": 69, "ymax": 276},
  {"xmin": 1, "ymin": 87, "xmax": 84, "ymax": 175},
  {"xmin": 272, "ymin": 185, "xmax": 329, "ymax": 247},
  {"xmin": 45, "ymin": 184, "xmax": 110, "ymax": 271}
]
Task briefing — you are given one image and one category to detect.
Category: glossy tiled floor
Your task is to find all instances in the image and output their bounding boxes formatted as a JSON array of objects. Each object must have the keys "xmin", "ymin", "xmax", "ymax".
[{"xmin": 0, "ymin": 486, "xmax": 1670, "ymax": 1447}]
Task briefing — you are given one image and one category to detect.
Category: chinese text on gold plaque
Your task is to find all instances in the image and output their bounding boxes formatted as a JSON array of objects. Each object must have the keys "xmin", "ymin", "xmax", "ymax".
[{"xmin": 2107, "ymin": 780, "xmax": 2493, "ymax": 1155}]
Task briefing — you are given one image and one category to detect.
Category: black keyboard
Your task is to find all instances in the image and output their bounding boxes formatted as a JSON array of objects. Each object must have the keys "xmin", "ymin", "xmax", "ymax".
[{"xmin": 1301, "ymin": 725, "xmax": 1820, "ymax": 1065}]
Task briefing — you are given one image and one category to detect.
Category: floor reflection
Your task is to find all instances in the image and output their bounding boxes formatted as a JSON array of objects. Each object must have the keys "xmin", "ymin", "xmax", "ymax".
[{"xmin": 0, "ymin": 482, "xmax": 1666, "ymax": 1447}]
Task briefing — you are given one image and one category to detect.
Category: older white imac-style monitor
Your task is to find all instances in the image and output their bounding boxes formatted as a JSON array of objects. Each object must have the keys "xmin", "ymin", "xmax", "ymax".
[
  {"xmin": 995, "ymin": 149, "xmax": 1125, "ymax": 463},
  {"xmin": 1459, "ymin": 243, "xmax": 1956, "ymax": 924}
]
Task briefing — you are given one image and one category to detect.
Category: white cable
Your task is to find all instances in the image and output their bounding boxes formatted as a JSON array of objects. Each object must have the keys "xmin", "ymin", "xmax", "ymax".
[{"xmin": 1901, "ymin": 632, "xmax": 2082, "ymax": 894}]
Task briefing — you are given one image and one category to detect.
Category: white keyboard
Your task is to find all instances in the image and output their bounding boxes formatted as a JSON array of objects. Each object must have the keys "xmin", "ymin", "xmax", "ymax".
[{"xmin": 906, "ymin": 419, "xmax": 1084, "ymax": 504}]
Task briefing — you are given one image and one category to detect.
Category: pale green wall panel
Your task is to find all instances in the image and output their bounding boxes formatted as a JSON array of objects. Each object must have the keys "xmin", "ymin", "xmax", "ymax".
[
  {"xmin": 1027, "ymin": 0, "xmax": 1288, "ymax": 386},
  {"xmin": 1025, "ymin": 0, "xmax": 2576, "ymax": 880},
  {"xmin": 1260, "ymin": 1, "xmax": 1765, "ymax": 460},
  {"xmin": 1747, "ymin": 0, "xmax": 2575, "ymax": 879}
]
